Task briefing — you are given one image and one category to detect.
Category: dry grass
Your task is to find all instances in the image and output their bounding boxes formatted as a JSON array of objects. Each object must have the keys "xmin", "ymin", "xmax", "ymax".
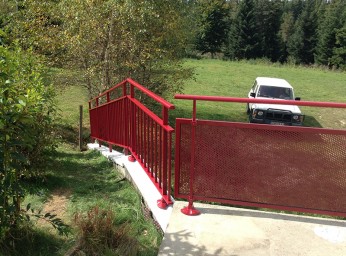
[{"xmin": 66, "ymin": 206, "xmax": 139, "ymax": 256}]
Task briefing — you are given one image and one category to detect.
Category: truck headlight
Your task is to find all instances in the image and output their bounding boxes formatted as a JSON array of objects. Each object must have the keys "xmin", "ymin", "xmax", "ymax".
[
  {"xmin": 293, "ymin": 115, "xmax": 304, "ymax": 122},
  {"xmin": 253, "ymin": 109, "xmax": 265, "ymax": 119}
]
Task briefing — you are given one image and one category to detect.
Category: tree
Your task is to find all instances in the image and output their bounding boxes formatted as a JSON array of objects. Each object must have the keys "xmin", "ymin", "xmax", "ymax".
[
  {"xmin": 330, "ymin": 25, "xmax": 346, "ymax": 69},
  {"xmin": 315, "ymin": 0, "xmax": 346, "ymax": 66},
  {"xmin": 279, "ymin": 11, "xmax": 295, "ymax": 62},
  {"xmin": 5, "ymin": 0, "xmax": 64, "ymax": 65},
  {"xmin": 230, "ymin": 0, "xmax": 260, "ymax": 60},
  {"xmin": 287, "ymin": 0, "xmax": 319, "ymax": 64},
  {"xmin": 256, "ymin": 0, "xmax": 283, "ymax": 62},
  {"xmin": 5, "ymin": 0, "xmax": 194, "ymax": 99},
  {"xmin": 196, "ymin": 0, "xmax": 230, "ymax": 58}
]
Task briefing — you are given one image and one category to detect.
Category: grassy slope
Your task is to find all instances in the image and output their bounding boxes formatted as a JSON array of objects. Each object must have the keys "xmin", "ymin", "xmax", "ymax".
[
  {"xmin": 17, "ymin": 85, "xmax": 162, "ymax": 256},
  {"xmin": 170, "ymin": 59, "xmax": 346, "ymax": 129}
]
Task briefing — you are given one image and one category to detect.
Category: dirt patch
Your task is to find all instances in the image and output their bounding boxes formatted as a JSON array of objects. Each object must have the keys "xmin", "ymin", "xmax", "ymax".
[{"xmin": 37, "ymin": 188, "xmax": 72, "ymax": 227}]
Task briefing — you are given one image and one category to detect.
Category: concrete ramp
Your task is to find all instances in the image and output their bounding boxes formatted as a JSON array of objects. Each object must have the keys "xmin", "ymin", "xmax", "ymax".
[{"xmin": 159, "ymin": 201, "xmax": 346, "ymax": 256}]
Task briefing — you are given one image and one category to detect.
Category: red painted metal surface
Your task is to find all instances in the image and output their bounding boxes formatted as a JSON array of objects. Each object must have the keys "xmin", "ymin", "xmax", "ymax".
[
  {"xmin": 89, "ymin": 79, "xmax": 174, "ymax": 207},
  {"xmin": 175, "ymin": 94, "xmax": 346, "ymax": 108},
  {"xmin": 174, "ymin": 95, "xmax": 346, "ymax": 217}
]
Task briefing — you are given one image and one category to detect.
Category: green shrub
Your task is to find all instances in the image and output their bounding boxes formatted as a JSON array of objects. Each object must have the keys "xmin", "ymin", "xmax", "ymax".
[{"xmin": 0, "ymin": 44, "xmax": 57, "ymax": 238}]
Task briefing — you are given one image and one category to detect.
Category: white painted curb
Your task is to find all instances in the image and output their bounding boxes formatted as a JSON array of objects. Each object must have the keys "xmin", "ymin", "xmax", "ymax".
[{"xmin": 87, "ymin": 143, "xmax": 173, "ymax": 232}]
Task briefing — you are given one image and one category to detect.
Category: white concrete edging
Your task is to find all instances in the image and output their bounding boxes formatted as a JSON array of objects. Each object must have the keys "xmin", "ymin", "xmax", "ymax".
[{"xmin": 87, "ymin": 143, "xmax": 173, "ymax": 232}]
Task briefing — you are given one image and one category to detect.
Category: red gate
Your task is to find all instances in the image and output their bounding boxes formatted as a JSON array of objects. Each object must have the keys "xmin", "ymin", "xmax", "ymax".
[
  {"xmin": 89, "ymin": 78, "xmax": 174, "ymax": 208},
  {"xmin": 174, "ymin": 95, "xmax": 346, "ymax": 217}
]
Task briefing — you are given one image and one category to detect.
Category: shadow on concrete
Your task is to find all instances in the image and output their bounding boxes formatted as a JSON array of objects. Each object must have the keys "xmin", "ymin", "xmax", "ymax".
[
  {"xmin": 196, "ymin": 206, "xmax": 346, "ymax": 227},
  {"xmin": 159, "ymin": 230, "xmax": 231, "ymax": 256}
]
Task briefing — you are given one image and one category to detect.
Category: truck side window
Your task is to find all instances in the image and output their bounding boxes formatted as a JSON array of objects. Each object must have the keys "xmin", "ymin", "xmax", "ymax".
[{"xmin": 252, "ymin": 82, "xmax": 257, "ymax": 93}]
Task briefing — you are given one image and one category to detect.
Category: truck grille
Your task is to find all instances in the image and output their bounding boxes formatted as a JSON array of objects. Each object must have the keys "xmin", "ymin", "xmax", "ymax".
[{"xmin": 266, "ymin": 111, "xmax": 292, "ymax": 121}]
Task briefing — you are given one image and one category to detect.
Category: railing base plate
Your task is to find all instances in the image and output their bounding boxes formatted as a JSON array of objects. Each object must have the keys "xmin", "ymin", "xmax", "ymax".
[
  {"xmin": 157, "ymin": 198, "xmax": 169, "ymax": 209},
  {"xmin": 181, "ymin": 203, "xmax": 200, "ymax": 216},
  {"xmin": 128, "ymin": 155, "xmax": 136, "ymax": 162}
]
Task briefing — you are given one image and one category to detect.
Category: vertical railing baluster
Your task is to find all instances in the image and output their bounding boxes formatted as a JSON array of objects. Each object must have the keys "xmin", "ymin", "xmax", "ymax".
[
  {"xmin": 154, "ymin": 122, "xmax": 158, "ymax": 183},
  {"xmin": 137, "ymin": 106, "xmax": 140, "ymax": 159},
  {"xmin": 168, "ymin": 131, "xmax": 172, "ymax": 202},
  {"xmin": 140, "ymin": 108, "xmax": 143, "ymax": 161},
  {"xmin": 159, "ymin": 126, "xmax": 162, "ymax": 187},
  {"xmin": 150, "ymin": 118, "xmax": 154, "ymax": 177},
  {"xmin": 144, "ymin": 114, "xmax": 147, "ymax": 167}
]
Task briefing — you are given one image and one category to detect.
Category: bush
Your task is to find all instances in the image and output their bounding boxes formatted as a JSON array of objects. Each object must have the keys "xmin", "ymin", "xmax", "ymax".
[{"xmin": 0, "ymin": 44, "xmax": 57, "ymax": 238}]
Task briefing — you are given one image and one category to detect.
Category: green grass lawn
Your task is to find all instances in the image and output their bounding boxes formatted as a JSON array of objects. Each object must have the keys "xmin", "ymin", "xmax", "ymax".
[{"xmin": 170, "ymin": 59, "xmax": 346, "ymax": 129}]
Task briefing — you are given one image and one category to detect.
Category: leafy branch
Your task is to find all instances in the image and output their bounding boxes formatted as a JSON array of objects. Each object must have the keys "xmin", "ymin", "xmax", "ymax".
[{"xmin": 23, "ymin": 203, "xmax": 70, "ymax": 236}]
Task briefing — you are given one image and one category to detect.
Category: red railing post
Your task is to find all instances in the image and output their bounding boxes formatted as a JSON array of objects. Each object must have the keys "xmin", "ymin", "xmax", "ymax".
[
  {"xmin": 128, "ymin": 84, "xmax": 136, "ymax": 162},
  {"xmin": 157, "ymin": 107, "xmax": 170, "ymax": 209},
  {"xmin": 95, "ymin": 97, "xmax": 102, "ymax": 148},
  {"xmin": 88, "ymin": 101, "xmax": 96, "ymax": 143},
  {"xmin": 123, "ymin": 82, "xmax": 130, "ymax": 156},
  {"xmin": 181, "ymin": 99, "xmax": 200, "ymax": 215},
  {"xmin": 106, "ymin": 92, "xmax": 112, "ymax": 152}
]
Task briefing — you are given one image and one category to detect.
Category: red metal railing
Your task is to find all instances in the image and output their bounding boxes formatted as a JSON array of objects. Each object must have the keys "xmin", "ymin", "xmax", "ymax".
[
  {"xmin": 89, "ymin": 78, "xmax": 174, "ymax": 208},
  {"xmin": 174, "ymin": 95, "xmax": 346, "ymax": 217}
]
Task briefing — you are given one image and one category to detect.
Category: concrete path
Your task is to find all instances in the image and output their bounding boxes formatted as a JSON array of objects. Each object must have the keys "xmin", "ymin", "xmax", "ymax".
[{"xmin": 159, "ymin": 201, "xmax": 346, "ymax": 256}]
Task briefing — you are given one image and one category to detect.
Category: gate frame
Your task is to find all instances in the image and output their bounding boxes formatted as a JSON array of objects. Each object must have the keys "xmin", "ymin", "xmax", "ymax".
[{"xmin": 174, "ymin": 94, "xmax": 346, "ymax": 216}]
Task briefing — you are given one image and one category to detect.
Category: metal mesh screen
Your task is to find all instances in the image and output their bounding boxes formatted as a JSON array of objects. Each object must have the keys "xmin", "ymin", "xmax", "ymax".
[
  {"xmin": 89, "ymin": 98, "xmax": 128, "ymax": 146},
  {"xmin": 175, "ymin": 119, "xmax": 346, "ymax": 215}
]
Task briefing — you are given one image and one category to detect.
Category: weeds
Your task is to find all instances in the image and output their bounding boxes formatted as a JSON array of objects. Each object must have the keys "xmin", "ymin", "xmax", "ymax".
[{"xmin": 68, "ymin": 206, "xmax": 139, "ymax": 256}]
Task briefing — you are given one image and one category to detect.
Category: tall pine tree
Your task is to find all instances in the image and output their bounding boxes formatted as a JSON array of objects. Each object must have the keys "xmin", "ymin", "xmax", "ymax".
[
  {"xmin": 288, "ymin": 0, "xmax": 319, "ymax": 64},
  {"xmin": 196, "ymin": 0, "xmax": 229, "ymax": 58},
  {"xmin": 256, "ymin": 0, "xmax": 284, "ymax": 62},
  {"xmin": 315, "ymin": 0, "xmax": 346, "ymax": 66},
  {"xmin": 230, "ymin": 0, "xmax": 260, "ymax": 59}
]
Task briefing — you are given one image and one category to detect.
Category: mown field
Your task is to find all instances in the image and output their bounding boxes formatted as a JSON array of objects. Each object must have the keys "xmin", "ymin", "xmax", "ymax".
[{"xmin": 171, "ymin": 59, "xmax": 346, "ymax": 130}]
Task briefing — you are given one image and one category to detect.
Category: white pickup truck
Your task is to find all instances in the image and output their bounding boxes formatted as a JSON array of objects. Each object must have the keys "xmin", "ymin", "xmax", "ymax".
[{"xmin": 247, "ymin": 77, "xmax": 304, "ymax": 126}]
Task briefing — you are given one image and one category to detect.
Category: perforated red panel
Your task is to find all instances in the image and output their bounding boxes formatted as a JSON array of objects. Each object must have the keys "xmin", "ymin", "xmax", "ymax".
[
  {"xmin": 89, "ymin": 98, "xmax": 128, "ymax": 146},
  {"xmin": 175, "ymin": 119, "xmax": 346, "ymax": 216}
]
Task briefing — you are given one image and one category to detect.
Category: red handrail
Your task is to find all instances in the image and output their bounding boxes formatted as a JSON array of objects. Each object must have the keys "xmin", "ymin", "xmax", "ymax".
[
  {"xmin": 127, "ymin": 78, "xmax": 175, "ymax": 110},
  {"xmin": 90, "ymin": 78, "xmax": 175, "ymax": 110},
  {"xmin": 174, "ymin": 94, "xmax": 346, "ymax": 108}
]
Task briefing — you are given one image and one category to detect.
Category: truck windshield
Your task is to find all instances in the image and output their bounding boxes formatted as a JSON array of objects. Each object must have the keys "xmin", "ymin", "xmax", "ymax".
[{"xmin": 258, "ymin": 86, "xmax": 293, "ymax": 99}]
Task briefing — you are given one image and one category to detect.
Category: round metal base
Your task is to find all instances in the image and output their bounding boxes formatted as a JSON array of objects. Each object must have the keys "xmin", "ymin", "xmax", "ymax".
[
  {"xmin": 128, "ymin": 155, "xmax": 136, "ymax": 162},
  {"xmin": 157, "ymin": 199, "xmax": 168, "ymax": 209},
  {"xmin": 181, "ymin": 204, "xmax": 200, "ymax": 216}
]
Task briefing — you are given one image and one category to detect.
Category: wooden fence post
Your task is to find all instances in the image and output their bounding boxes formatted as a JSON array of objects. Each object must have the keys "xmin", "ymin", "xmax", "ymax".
[{"xmin": 79, "ymin": 105, "xmax": 83, "ymax": 151}]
